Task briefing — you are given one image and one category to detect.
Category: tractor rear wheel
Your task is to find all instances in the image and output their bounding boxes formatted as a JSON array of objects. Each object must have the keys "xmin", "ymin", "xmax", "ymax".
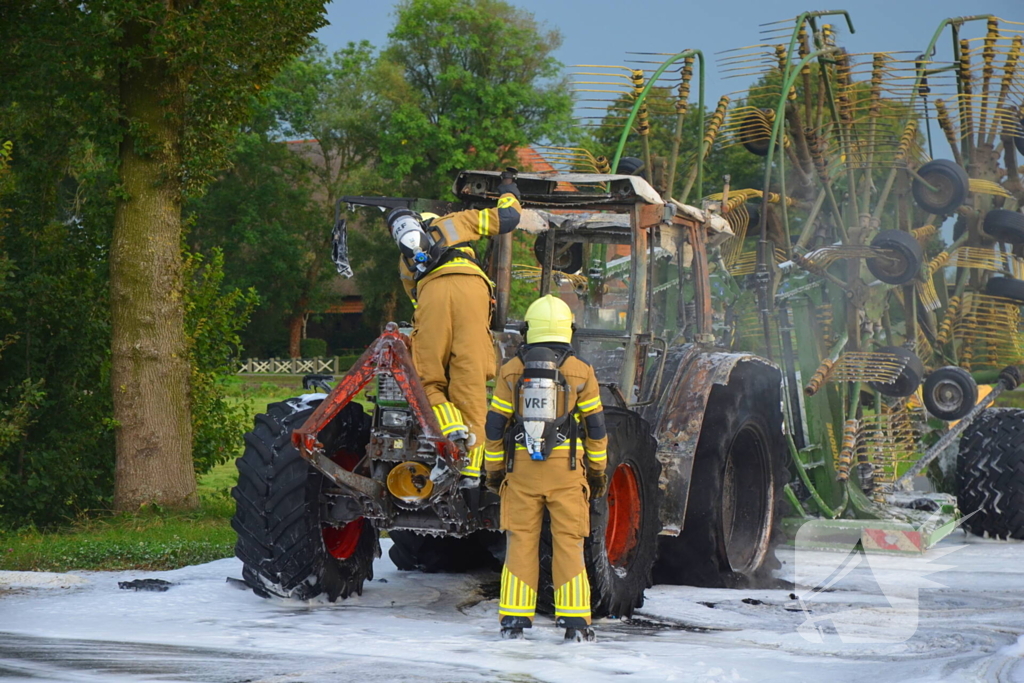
[
  {"xmin": 956, "ymin": 408, "xmax": 1024, "ymax": 540},
  {"xmin": 654, "ymin": 374, "xmax": 787, "ymax": 587},
  {"xmin": 232, "ymin": 397, "xmax": 379, "ymax": 601}
]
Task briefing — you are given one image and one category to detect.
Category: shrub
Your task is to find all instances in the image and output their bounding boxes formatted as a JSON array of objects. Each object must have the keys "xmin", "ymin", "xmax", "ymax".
[{"xmin": 300, "ymin": 337, "xmax": 327, "ymax": 358}]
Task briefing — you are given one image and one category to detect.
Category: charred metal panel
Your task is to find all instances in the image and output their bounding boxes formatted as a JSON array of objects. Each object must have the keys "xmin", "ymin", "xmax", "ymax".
[{"xmin": 647, "ymin": 350, "xmax": 782, "ymax": 535}]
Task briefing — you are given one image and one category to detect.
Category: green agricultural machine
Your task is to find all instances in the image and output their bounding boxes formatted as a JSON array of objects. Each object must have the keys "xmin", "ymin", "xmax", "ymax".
[{"xmin": 544, "ymin": 10, "xmax": 1024, "ymax": 548}]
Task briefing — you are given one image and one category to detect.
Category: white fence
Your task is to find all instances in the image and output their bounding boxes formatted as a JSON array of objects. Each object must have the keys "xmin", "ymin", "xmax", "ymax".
[{"xmin": 238, "ymin": 357, "xmax": 341, "ymax": 375}]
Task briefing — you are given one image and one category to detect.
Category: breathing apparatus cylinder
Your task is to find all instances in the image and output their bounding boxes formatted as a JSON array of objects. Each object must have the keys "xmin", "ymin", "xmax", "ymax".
[
  {"xmin": 517, "ymin": 346, "xmax": 564, "ymax": 460},
  {"xmin": 387, "ymin": 208, "xmax": 434, "ymax": 273}
]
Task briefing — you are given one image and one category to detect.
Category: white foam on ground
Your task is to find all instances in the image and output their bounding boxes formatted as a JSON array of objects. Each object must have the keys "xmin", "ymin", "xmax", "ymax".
[
  {"xmin": 0, "ymin": 535, "xmax": 1023, "ymax": 682},
  {"xmin": 0, "ymin": 571, "xmax": 88, "ymax": 590}
]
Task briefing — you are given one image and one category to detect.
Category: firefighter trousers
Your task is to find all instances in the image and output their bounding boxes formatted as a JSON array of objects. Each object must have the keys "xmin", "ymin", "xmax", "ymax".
[
  {"xmin": 498, "ymin": 455, "xmax": 592, "ymax": 625},
  {"xmin": 411, "ymin": 273, "xmax": 493, "ymax": 476}
]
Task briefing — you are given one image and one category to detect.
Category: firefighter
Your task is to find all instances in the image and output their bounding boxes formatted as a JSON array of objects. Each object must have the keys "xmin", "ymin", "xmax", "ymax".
[
  {"xmin": 387, "ymin": 171, "xmax": 522, "ymax": 479},
  {"xmin": 483, "ymin": 295, "xmax": 609, "ymax": 642}
]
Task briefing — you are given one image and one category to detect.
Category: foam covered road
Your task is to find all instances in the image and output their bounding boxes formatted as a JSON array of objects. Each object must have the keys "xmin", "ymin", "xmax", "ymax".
[{"xmin": 2, "ymin": 536, "xmax": 1023, "ymax": 682}]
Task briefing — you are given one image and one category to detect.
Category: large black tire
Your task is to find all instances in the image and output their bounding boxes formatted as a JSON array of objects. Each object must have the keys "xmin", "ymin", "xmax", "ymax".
[
  {"xmin": 983, "ymin": 210, "xmax": 1024, "ymax": 245},
  {"xmin": 912, "ymin": 159, "xmax": 969, "ymax": 215},
  {"xmin": 867, "ymin": 229, "xmax": 924, "ymax": 285},
  {"xmin": 536, "ymin": 407, "xmax": 661, "ymax": 618},
  {"xmin": 869, "ymin": 346, "xmax": 924, "ymax": 398},
  {"xmin": 232, "ymin": 398, "xmax": 379, "ymax": 601},
  {"xmin": 653, "ymin": 365, "xmax": 788, "ymax": 588},
  {"xmin": 388, "ymin": 529, "xmax": 503, "ymax": 573},
  {"xmin": 956, "ymin": 408, "xmax": 1024, "ymax": 539}
]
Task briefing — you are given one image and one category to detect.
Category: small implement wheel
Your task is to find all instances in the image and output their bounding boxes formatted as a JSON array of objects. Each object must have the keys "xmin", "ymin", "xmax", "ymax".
[
  {"xmin": 923, "ymin": 366, "xmax": 978, "ymax": 421},
  {"xmin": 983, "ymin": 210, "xmax": 1024, "ymax": 245},
  {"xmin": 985, "ymin": 276, "xmax": 1024, "ymax": 303},
  {"xmin": 912, "ymin": 159, "xmax": 969, "ymax": 215},
  {"xmin": 957, "ymin": 408, "xmax": 1024, "ymax": 539},
  {"xmin": 867, "ymin": 229, "xmax": 924, "ymax": 285},
  {"xmin": 534, "ymin": 233, "xmax": 584, "ymax": 274},
  {"xmin": 869, "ymin": 346, "xmax": 924, "ymax": 398},
  {"xmin": 616, "ymin": 156, "xmax": 645, "ymax": 176},
  {"xmin": 739, "ymin": 109, "xmax": 772, "ymax": 156}
]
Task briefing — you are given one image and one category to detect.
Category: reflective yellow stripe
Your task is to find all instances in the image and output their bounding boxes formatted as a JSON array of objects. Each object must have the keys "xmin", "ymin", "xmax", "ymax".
[
  {"xmin": 478, "ymin": 208, "xmax": 489, "ymax": 235},
  {"xmin": 578, "ymin": 397, "xmax": 602, "ymax": 413},
  {"xmin": 460, "ymin": 446, "xmax": 483, "ymax": 477},
  {"xmin": 554, "ymin": 571, "xmax": 591, "ymax": 619},
  {"xmin": 499, "ymin": 566, "xmax": 537, "ymax": 617},
  {"xmin": 497, "ymin": 195, "xmax": 516, "ymax": 209},
  {"xmin": 489, "ymin": 397, "xmax": 513, "ymax": 413},
  {"xmin": 429, "ymin": 259, "xmax": 487, "ymax": 277},
  {"xmin": 484, "ymin": 449, "xmax": 505, "ymax": 462},
  {"xmin": 586, "ymin": 450, "xmax": 607, "ymax": 461}
]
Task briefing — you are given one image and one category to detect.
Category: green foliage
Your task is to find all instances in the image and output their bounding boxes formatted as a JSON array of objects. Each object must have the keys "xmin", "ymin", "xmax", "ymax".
[
  {"xmin": 190, "ymin": 41, "xmax": 389, "ymax": 356},
  {"xmin": 0, "ymin": 461, "xmax": 238, "ymax": 571},
  {"xmin": 380, "ymin": 0, "xmax": 574, "ymax": 197},
  {"xmin": 300, "ymin": 338, "xmax": 328, "ymax": 358},
  {"xmin": 184, "ymin": 249, "xmax": 258, "ymax": 475},
  {"xmin": 586, "ymin": 88, "xmax": 765, "ymax": 199}
]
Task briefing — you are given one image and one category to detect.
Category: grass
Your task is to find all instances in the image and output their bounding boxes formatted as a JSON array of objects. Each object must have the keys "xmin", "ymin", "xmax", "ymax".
[
  {"xmin": 0, "ymin": 373, "xmax": 377, "ymax": 573},
  {"xmin": 0, "ymin": 462, "xmax": 240, "ymax": 573},
  {"xmin": 0, "ymin": 375, "xmax": 320, "ymax": 573}
]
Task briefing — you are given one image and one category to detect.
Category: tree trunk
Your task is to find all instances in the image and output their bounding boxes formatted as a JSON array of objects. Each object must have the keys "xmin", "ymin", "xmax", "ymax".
[
  {"xmin": 287, "ymin": 298, "xmax": 308, "ymax": 358},
  {"xmin": 110, "ymin": 40, "xmax": 197, "ymax": 511},
  {"xmin": 288, "ymin": 314, "xmax": 303, "ymax": 358}
]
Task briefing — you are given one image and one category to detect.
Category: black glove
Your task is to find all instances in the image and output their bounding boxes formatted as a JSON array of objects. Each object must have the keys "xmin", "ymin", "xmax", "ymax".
[
  {"xmin": 587, "ymin": 470, "xmax": 608, "ymax": 500},
  {"xmin": 496, "ymin": 181, "xmax": 520, "ymax": 200},
  {"xmin": 496, "ymin": 167, "xmax": 520, "ymax": 199},
  {"xmin": 485, "ymin": 469, "xmax": 506, "ymax": 495}
]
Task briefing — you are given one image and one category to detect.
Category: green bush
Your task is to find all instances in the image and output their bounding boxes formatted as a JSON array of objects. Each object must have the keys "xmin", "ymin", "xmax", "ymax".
[
  {"xmin": 301, "ymin": 337, "xmax": 328, "ymax": 358},
  {"xmin": 184, "ymin": 249, "xmax": 259, "ymax": 475}
]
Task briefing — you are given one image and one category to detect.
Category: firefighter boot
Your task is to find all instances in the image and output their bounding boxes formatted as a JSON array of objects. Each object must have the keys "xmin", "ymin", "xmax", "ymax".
[
  {"xmin": 500, "ymin": 615, "xmax": 531, "ymax": 640},
  {"xmin": 558, "ymin": 617, "xmax": 596, "ymax": 643}
]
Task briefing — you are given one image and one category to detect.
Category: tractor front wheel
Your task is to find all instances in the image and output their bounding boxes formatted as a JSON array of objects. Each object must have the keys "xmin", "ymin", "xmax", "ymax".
[{"xmin": 654, "ymin": 373, "xmax": 787, "ymax": 587}]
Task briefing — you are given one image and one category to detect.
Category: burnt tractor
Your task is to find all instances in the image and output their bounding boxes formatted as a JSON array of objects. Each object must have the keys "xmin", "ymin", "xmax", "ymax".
[{"xmin": 231, "ymin": 170, "xmax": 789, "ymax": 613}]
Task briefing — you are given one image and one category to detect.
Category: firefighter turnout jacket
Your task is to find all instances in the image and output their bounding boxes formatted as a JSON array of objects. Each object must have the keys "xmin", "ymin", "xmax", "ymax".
[
  {"xmin": 484, "ymin": 343, "xmax": 608, "ymax": 626},
  {"xmin": 402, "ymin": 193, "xmax": 522, "ymax": 477}
]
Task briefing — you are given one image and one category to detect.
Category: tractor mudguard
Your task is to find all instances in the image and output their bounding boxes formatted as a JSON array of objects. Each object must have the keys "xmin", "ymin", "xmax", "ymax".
[{"xmin": 646, "ymin": 349, "xmax": 782, "ymax": 535}]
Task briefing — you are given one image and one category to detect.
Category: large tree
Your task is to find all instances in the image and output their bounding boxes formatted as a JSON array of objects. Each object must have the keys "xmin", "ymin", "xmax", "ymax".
[
  {"xmin": 192, "ymin": 41, "xmax": 400, "ymax": 357},
  {"xmin": 380, "ymin": 0, "xmax": 573, "ymax": 197},
  {"xmin": 4, "ymin": 0, "xmax": 327, "ymax": 512}
]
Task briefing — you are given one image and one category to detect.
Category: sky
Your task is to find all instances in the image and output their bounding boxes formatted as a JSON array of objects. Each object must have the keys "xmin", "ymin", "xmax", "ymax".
[{"xmin": 316, "ymin": 0, "xmax": 1022, "ymax": 107}]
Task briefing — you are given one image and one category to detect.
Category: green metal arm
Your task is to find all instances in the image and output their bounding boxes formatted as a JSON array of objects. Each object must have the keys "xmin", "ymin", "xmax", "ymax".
[{"xmin": 610, "ymin": 50, "xmax": 705, "ymax": 202}]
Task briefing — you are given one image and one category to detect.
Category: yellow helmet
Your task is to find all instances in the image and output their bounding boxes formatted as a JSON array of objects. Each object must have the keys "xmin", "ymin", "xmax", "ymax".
[
  {"xmin": 419, "ymin": 211, "xmax": 440, "ymax": 224},
  {"xmin": 524, "ymin": 295, "xmax": 574, "ymax": 344}
]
